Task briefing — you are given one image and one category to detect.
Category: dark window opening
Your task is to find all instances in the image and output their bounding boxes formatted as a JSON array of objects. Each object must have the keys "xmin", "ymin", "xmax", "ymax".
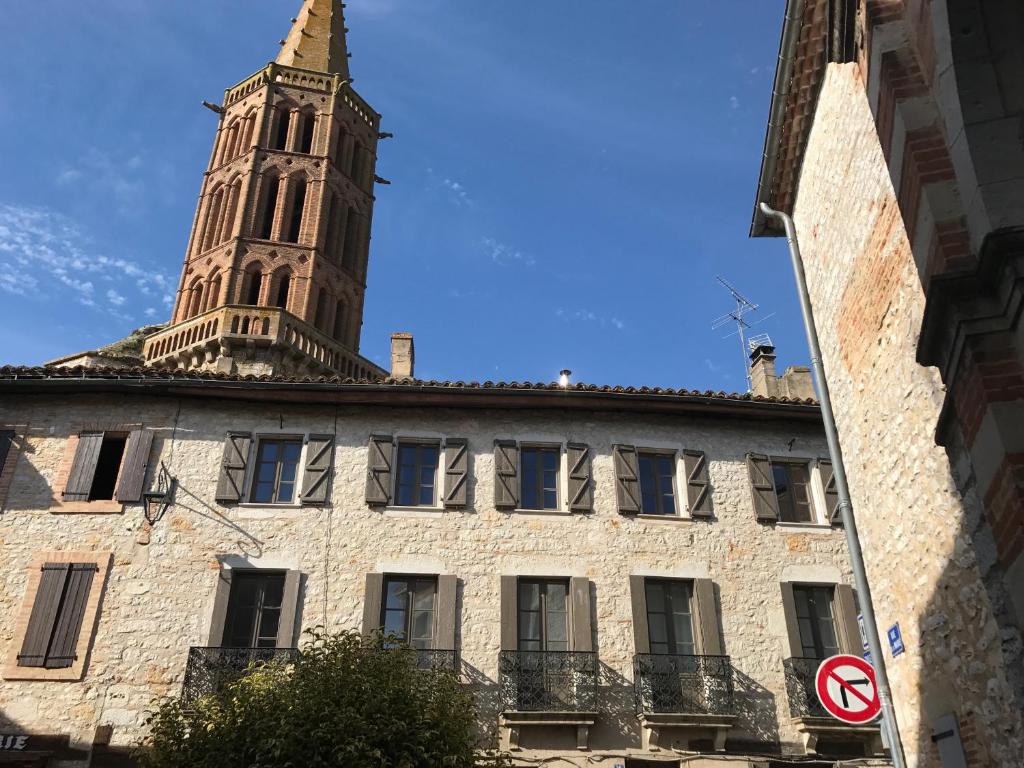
[
  {"xmin": 518, "ymin": 579, "xmax": 569, "ymax": 651},
  {"xmin": 333, "ymin": 301, "xmax": 347, "ymax": 342},
  {"xmin": 250, "ymin": 439, "xmax": 302, "ymax": 504},
  {"xmin": 275, "ymin": 275, "xmax": 291, "ymax": 310},
  {"xmin": 89, "ymin": 435, "xmax": 127, "ymax": 501},
  {"xmin": 285, "ymin": 181, "xmax": 307, "ymax": 243},
  {"xmin": 259, "ymin": 177, "xmax": 280, "ymax": 240},
  {"xmin": 244, "ymin": 270, "xmax": 263, "ymax": 305},
  {"xmin": 381, "ymin": 576, "xmax": 437, "ymax": 649},
  {"xmin": 224, "ymin": 571, "xmax": 285, "ymax": 648},
  {"xmin": 793, "ymin": 585, "xmax": 839, "ymax": 659},
  {"xmin": 639, "ymin": 452, "xmax": 676, "ymax": 515},
  {"xmin": 272, "ymin": 108, "xmax": 291, "ymax": 151},
  {"xmin": 299, "ymin": 112, "xmax": 315, "ymax": 154},
  {"xmin": 395, "ymin": 443, "xmax": 439, "ymax": 507},
  {"xmin": 645, "ymin": 579, "xmax": 695, "ymax": 655},
  {"xmin": 521, "ymin": 447, "xmax": 559, "ymax": 510},
  {"xmin": 342, "ymin": 210, "xmax": 360, "ymax": 272},
  {"xmin": 772, "ymin": 462, "xmax": 813, "ymax": 523}
]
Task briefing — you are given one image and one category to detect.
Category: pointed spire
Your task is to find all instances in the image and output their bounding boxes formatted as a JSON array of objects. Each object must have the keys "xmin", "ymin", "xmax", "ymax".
[{"xmin": 275, "ymin": 0, "xmax": 350, "ymax": 77}]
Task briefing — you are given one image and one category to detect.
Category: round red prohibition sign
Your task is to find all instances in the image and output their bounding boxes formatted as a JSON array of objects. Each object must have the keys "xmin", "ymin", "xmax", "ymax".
[{"xmin": 815, "ymin": 654, "xmax": 882, "ymax": 724}]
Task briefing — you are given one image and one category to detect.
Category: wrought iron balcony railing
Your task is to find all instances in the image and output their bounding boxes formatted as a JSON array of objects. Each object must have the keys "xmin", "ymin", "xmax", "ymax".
[
  {"xmin": 783, "ymin": 657, "xmax": 829, "ymax": 718},
  {"xmin": 633, "ymin": 654, "xmax": 735, "ymax": 716},
  {"xmin": 499, "ymin": 650, "xmax": 598, "ymax": 713},
  {"xmin": 408, "ymin": 648, "xmax": 460, "ymax": 673},
  {"xmin": 182, "ymin": 646, "xmax": 298, "ymax": 703}
]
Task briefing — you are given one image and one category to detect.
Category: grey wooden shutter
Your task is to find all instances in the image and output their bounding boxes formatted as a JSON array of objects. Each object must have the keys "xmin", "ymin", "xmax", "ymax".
[
  {"xmin": 0, "ymin": 430, "xmax": 14, "ymax": 473},
  {"xmin": 361, "ymin": 573, "xmax": 384, "ymax": 635},
  {"xmin": 692, "ymin": 578, "xmax": 723, "ymax": 656},
  {"xmin": 500, "ymin": 576, "xmax": 518, "ymax": 650},
  {"xmin": 300, "ymin": 435, "xmax": 335, "ymax": 505},
  {"xmin": 566, "ymin": 443, "xmax": 593, "ymax": 513},
  {"xmin": 436, "ymin": 575, "xmax": 458, "ymax": 650},
  {"xmin": 569, "ymin": 577, "xmax": 593, "ymax": 652},
  {"xmin": 46, "ymin": 563, "xmax": 97, "ymax": 668},
  {"xmin": 18, "ymin": 564, "xmax": 71, "ymax": 667},
  {"xmin": 493, "ymin": 440, "xmax": 519, "ymax": 510},
  {"xmin": 114, "ymin": 429, "xmax": 155, "ymax": 503},
  {"xmin": 63, "ymin": 432, "xmax": 104, "ymax": 501},
  {"xmin": 215, "ymin": 432, "xmax": 251, "ymax": 503},
  {"xmin": 277, "ymin": 570, "xmax": 301, "ymax": 647},
  {"xmin": 629, "ymin": 575, "xmax": 650, "ymax": 654},
  {"xmin": 364, "ymin": 435, "xmax": 393, "ymax": 506},
  {"xmin": 834, "ymin": 584, "xmax": 861, "ymax": 655},
  {"xmin": 779, "ymin": 582, "xmax": 804, "ymax": 658},
  {"xmin": 819, "ymin": 458, "xmax": 841, "ymax": 524},
  {"xmin": 682, "ymin": 449, "xmax": 712, "ymax": 518},
  {"xmin": 747, "ymin": 453, "xmax": 779, "ymax": 522},
  {"xmin": 613, "ymin": 444, "xmax": 640, "ymax": 514},
  {"xmin": 207, "ymin": 568, "xmax": 234, "ymax": 645},
  {"xmin": 443, "ymin": 439, "xmax": 468, "ymax": 509}
]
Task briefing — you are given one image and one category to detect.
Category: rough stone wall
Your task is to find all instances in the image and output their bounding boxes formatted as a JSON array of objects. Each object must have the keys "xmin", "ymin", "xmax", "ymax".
[
  {"xmin": 0, "ymin": 393, "xmax": 852, "ymax": 766},
  {"xmin": 792, "ymin": 61, "xmax": 1024, "ymax": 767}
]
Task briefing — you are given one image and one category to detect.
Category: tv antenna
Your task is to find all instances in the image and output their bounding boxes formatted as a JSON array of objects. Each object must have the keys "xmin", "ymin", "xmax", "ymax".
[{"xmin": 711, "ymin": 276, "xmax": 773, "ymax": 391}]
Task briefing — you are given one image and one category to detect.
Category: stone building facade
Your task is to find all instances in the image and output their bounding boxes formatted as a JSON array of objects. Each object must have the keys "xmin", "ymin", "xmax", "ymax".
[{"xmin": 751, "ymin": 1, "xmax": 1024, "ymax": 766}]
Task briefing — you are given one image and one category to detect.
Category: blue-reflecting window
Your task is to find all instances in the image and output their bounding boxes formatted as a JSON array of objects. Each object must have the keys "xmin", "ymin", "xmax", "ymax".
[
  {"xmin": 395, "ymin": 443, "xmax": 439, "ymax": 507},
  {"xmin": 638, "ymin": 452, "xmax": 676, "ymax": 515},
  {"xmin": 521, "ymin": 447, "xmax": 559, "ymax": 510},
  {"xmin": 250, "ymin": 439, "xmax": 302, "ymax": 504}
]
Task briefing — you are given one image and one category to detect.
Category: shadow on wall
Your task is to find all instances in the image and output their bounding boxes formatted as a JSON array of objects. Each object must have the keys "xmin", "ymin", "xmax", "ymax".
[
  {"xmin": 2, "ymin": 436, "xmax": 54, "ymax": 511},
  {"xmin": 730, "ymin": 667, "xmax": 781, "ymax": 752}
]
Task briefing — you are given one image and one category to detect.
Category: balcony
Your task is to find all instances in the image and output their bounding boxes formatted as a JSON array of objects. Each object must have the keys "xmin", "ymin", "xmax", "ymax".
[
  {"xmin": 182, "ymin": 646, "xmax": 298, "ymax": 704},
  {"xmin": 633, "ymin": 654, "xmax": 736, "ymax": 752},
  {"xmin": 407, "ymin": 648, "xmax": 460, "ymax": 674},
  {"xmin": 783, "ymin": 657, "xmax": 884, "ymax": 757},
  {"xmin": 498, "ymin": 650, "xmax": 598, "ymax": 752}
]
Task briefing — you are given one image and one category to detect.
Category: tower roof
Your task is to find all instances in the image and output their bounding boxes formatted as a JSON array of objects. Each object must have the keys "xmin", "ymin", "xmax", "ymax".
[{"xmin": 275, "ymin": 0, "xmax": 350, "ymax": 77}]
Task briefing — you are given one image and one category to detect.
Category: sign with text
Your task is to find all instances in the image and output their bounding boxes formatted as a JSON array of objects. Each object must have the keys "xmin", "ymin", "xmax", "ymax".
[
  {"xmin": 888, "ymin": 623, "xmax": 905, "ymax": 656},
  {"xmin": 0, "ymin": 735, "xmax": 29, "ymax": 751}
]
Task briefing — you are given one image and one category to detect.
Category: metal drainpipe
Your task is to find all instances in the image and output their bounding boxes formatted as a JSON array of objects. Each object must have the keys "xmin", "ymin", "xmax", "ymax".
[{"xmin": 759, "ymin": 202, "xmax": 908, "ymax": 768}]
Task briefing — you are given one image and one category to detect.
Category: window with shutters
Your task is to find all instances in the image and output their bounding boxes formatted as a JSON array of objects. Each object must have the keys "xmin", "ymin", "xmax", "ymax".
[
  {"xmin": 381, "ymin": 576, "xmax": 437, "ymax": 649},
  {"xmin": 792, "ymin": 585, "xmax": 840, "ymax": 659},
  {"xmin": 518, "ymin": 579, "xmax": 569, "ymax": 652},
  {"xmin": 638, "ymin": 452, "xmax": 677, "ymax": 516},
  {"xmin": 249, "ymin": 439, "xmax": 303, "ymax": 504},
  {"xmin": 394, "ymin": 442, "xmax": 440, "ymax": 507},
  {"xmin": 521, "ymin": 446, "xmax": 560, "ymax": 511},
  {"xmin": 223, "ymin": 571, "xmax": 287, "ymax": 649},
  {"xmin": 59, "ymin": 427, "xmax": 153, "ymax": 511},
  {"xmin": 770, "ymin": 460, "xmax": 815, "ymax": 523},
  {"xmin": 644, "ymin": 579, "xmax": 695, "ymax": 655}
]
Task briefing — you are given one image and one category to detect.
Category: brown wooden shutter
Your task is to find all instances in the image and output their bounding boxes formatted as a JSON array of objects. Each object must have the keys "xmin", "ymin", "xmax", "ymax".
[
  {"xmin": 364, "ymin": 435, "xmax": 393, "ymax": 506},
  {"xmin": 833, "ymin": 584, "xmax": 861, "ymax": 655},
  {"xmin": 566, "ymin": 443, "xmax": 593, "ymax": 513},
  {"xmin": 613, "ymin": 444, "xmax": 640, "ymax": 514},
  {"xmin": 63, "ymin": 432, "xmax": 104, "ymax": 501},
  {"xmin": 361, "ymin": 573, "xmax": 384, "ymax": 635},
  {"xmin": 114, "ymin": 429, "xmax": 154, "ymax": 503},
  {"xmin": 747, "ymin": 453, "xmax": 779, "ymax": 522},
  {"xmin": 436, "ymin": 575, "xmax": 458, "ymax": 650},
  {"xmin": 46, "ymin": 564, "xmax": 97, "ymax": 668},
  {"xmin": 0, "ymin": 430, "xmax": 14, "ymax": 474},
  {"xmin": 779, "ymin": 582, "xmax": 804, "ymax": 658},
  {"xmin": 17, "ymin": 564, "xmax": 70, "ymax": 667},
  {"xmin": 692, "ymin": 578, "xmax": 723, "ymax": 656},
  {"xmin": 277, "ymin": 570, "xmax": 302, "ymax": 647},
  {"xmin": 819, "ymin": 458, "xmax": 841, "ymax": 524},
  {"xmin": 443, "ymin": 439, "xmax": 469, "ymax": 509},
  {"xmin": 215, "ymin": 432, "xmax": 251, "ymax": 503},
  {"xmin": 682, "ymin": 449, "xmax": 712, "ymax": 518},
  {"xmin": 629, "ymin": 575, "xmax": 650, "ymax": 654},
  {"xmin": 493, "ymin": 440, "xmax": 519, "ymax": 510},
  {"xmin": 500, "ymin": 575, "xmax": 518, "ymax": 650},
  {"xmin": 569, "ymin": 577, "xmax": 593, "ymax": 652},
  {"xmin": 207, "ymin": 568, "xmax": 234, "ymax": 645},
  {"xmin": 300, "ymin": 435, "xmax": 335, "ymax": 505}
]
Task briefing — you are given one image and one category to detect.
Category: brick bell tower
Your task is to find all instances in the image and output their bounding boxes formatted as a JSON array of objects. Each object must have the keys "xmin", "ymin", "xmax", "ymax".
[{"xmin": 143, "ymin": 0, "xmax": 387, "ymax": 379}]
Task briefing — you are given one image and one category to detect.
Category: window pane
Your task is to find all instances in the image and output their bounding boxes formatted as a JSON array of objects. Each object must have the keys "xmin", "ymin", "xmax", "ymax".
[
  {"xmin": 521, "ymin": 450, "xmax": 538, "ymax": 509},
  {"xmin": 648, "ymin": 613, "xmax": 668, "ymax": 645},
  {"xmin": 396, "ymin": 481, "xmax": 415, "ymax": 506},
  {"xmin": 413, "ymin": 582, "xmax": 435, "ymax": 611},
  {"xmin": 543, "ymin": 489, "xmax": 557, "ymax": 509},
  {"xmin": 386, "ymin": 579, "xmax": 408, "ymax": 609},
  {"xmin": 639, "ymin": 455, "xmax": 657, "ymax": 513},
  {"xmin": 519, "ymin": 582, "xmax": 540, "ymax": 610},
  {"xmin": 283, "ymin": 442, "xmax": 301, "ymax": 462},
  {"xmin": 546, "ymin": 615, "xmax": 567, "ymax": 644},
  {"xmin": 412, "ymin": 610, "xmax": 433, "ymax": 642},
  {"xmin": 519, "ymin": 638, "xmax": 541, "ymax": 651},
  {"xmin": 519, "ymin": 611, "xmax": 541, "ymax": 642},
  {"xmin": 645, "ymin": 581, "xmax": 665, "ymax": 608},
  {"xmin": 257, "ymin": 608, "xmax": 281, "ymax": 643},
  {"xmin": 251, "ymin": 482, "xmax": 274, "ymax": 504},
  {"xmin": 671, "ymin": 614, "xmax": 695, "ymax": 654},
  {"xmin": 277, "ymin": 481, "xmax": 295, "ymax": 504},
  {"xmin": 546, "ymin": 583, "xmax": 567, "ymax": 612},
  {"xmin": 384, "ymin": 609, "xmax": 406, "ymax": 638}
]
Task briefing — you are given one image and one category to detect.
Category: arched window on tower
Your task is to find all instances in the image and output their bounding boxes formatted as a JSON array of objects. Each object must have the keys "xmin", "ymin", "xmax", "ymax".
[
  {"xmin": 205, "ymin": 271, "xmax": 222, "ymax": 312},
  {"xmin": 298, "ymin": 108, "xmax": 316, "ymax": 154},
  {"xmin": 218, "ymin": 179, "xmax": 242, "ymax": 244},
  {"xmin": 272, "ymin": 105, "xmax": 292, "ymax": 151},
  {"xmin": 284, "ymin": 177, "xmax": 307, "ymax": 243},
  {"xmin": 273, "ymin": 270, "xmax": 291, "ymax": 311},
  {"xmin": 201, "ymin": 186, "xmax": 225, "ymax": 253},
  {"xmin": 342, "ymin": 208, "xmax": 361, "ymax": 272},
  {"xmin": 314, "ymin": 288, "xmax": 330, "ymax": 332},
  {"xmin": 333, "ymin": 299, "xmax": 348, "ymax": 343},
  {"xmin": 324, "ymin": 191, "xmax": 346, "ymax": 264},
  {"xmin": 243, "ymin": 266, "xmax": 263, "ymax": 305},
  {"xmin": 225, "ymin": 119, "xmax": 241, "ymax": 163},
  {"xmin": 187, "ymin": 277, "xmax": 205, "ymax": 319},
  {"xmin": 240, "ymin": 108, "xmax": 257, "ymax": 155},
  {"xmin": 258, "ymin": 174, "xmax": 281, "ymax": 240}
]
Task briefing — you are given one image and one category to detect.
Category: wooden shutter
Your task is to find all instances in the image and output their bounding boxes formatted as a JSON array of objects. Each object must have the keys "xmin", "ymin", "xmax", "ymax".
[
  {"xmin": 18, "ymin": 563, "xmax": 96, "ymax": 669},
  {"xmin": 0, "ymin": 430, "xmax": 14, "ymax": 474},
  {"xmin": 779, "ymin": 582, "xmax": 804, "ymax": 658},
  {"xmin": 682, "ymin": 449, "xmax": 712, "ymax": 518},
  {"xmin": 114, "ymin": 429, "xmax": 154, "ymax": 503},
  {"xmin": 613, "ymin": 444, "xmax": 640, "ymax": 514},
  {"xmin": 300, "ymin": 435, "xmax": 335, "ymax": 505},
  {"xmin": 63, "ymin": 432, "xmax": 104, "ymax": 501},
  {"xmin": 436, "ymin": 575, "xmax": 458, "ymax": 650},
  {"xmin": 692, "ymin": 578, "xmax": 723, "ymax": 656},
  {"xmin": 46, "ymin": 564, "xmax": 97, "ymax": 668},
  {"xmin": 566, "ymin": 443, "xmax": 592, "ymax": 513},
  {"xmin": 443, "ymin": 439, "xmax": 469, "ymax": 509},
  {"xmin": 819, "ymin": 458, "xmax": 841, "ymax": 524},
  {"xmin": 833, "ymin": 584, "xmax": 861, "ymax": 655},
  {"xmin": 570, "ymin": 577, "xmax": 593, "ymax": 652},
  {"xmin": 500, "ymin": 575, "xmax": 518, "ymax": 650},
  {"xmin": 361, "ymin": 573, "xmax": 384, "ymax": 635},
  {"xmin": 18, "ymin": 564, "xmax": 70, "ymax": 667},
  {"xmin": 493, "ymin": 440, "xmax": 519, "ymax": 510},
  {"xmin": 207, "ymin": 568, "xmax": 234, "ymax": 645},
  {"xmin": 364, "ymin": 435, "xmax": 393, "ymax": 506},
  {"xmin": 747, "ymin": 453, "xmax": 779, "ymax": 522},
  {"xmin": 277, "ymin": 570, "xmax": 302, "ymax": 647},
  {"xmin": 629, "ymin": 575, "xmax": 650, "ymax": 654},
  {"xmin": 215, "ymin": 432, "xmax": 251, "ymax": 503}
]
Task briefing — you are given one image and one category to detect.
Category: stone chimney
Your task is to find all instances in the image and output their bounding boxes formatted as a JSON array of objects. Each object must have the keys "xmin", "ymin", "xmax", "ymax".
[
  {"xmin": 749, "ymin": 342, "xmax": 779, "ymax": 397},
  {"xmin": 390, "ymin": 333, "xmax": 415, "ymax": 379},
  {"xmin": 779, "ymin": 366, "xmax": 816, "ymax": 400}
]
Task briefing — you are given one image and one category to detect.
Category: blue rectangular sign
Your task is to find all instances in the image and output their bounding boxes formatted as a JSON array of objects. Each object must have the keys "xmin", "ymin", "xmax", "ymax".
[{"xmin": 887, "ymin": 623, "xmax": 905, "ymax": 656}]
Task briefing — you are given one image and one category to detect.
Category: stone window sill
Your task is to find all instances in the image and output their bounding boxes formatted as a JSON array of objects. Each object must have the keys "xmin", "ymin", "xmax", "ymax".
[
  {"xmin": 775, "ymin": 522, "xmax": 836, "ymax": 534},
  {"xmin": 508, "ymin": 508, "xmax": 572, "ymax": 517},
  {"xmin": 51, "ymin": 500, "xmax": 123, "ymax": 515},
  {"xmin": 383, "ymin": 506, "xmax": 446, "ymax": 518},
  {"xmin": 637, "ymin": 514, "xmax": 696, "ymax": 523},
  {"xmin": 2, "ymin": 665, "xmax": 85, "ymax": 682}
]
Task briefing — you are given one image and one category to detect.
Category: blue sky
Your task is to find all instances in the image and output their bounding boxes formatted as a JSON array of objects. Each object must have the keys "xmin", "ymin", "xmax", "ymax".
[{"xmin": 0, "ymin": 0, "xmax": 805, "ymax": 390}]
